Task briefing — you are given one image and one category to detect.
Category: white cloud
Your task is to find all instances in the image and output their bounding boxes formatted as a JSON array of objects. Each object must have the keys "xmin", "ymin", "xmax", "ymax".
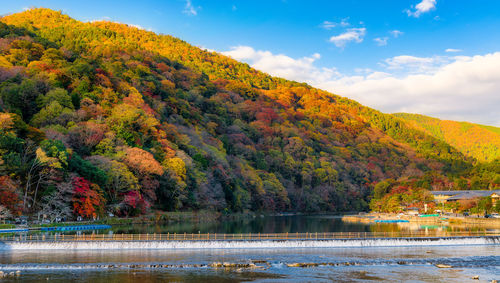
[
  {"xmin": 183, "ymin": 0, "xmax": 198, "ymax": 16},
  {"xmin": 129, "ymin": 24, "xmax": 145, "ymax": 30},
  {"xmin": 320, "ymin": 18, "xmax": 349, "ymax": 30},
  {"xmin": 329, "ymin": 28, "xmax": 366, "ymax": 48},
  {"xmin": 321, "ymin": 53, "xmax": 500, "ymax": 126},
  {"xmin": 323, "ymin": 53, "xmax": 500, "ymax": 126},
  {"xmin": 445, "ymin": 48, "xmax": 462, "ymax": 53},
  {"xmin": 222, "ymin": 46, "xmax": 339, "ymax": 85},
  {"xmin": 406, "ymin": 0, "xmax": 437, "ymax": 18},
  {"xmin": 390, "ymin": 30, "xmax": 404, "ymax": 38},
  {"xmin": 222, "ymin": 46, "xmax": 500, "ymax": 126},
  {"xmin": 200, "ymin": 46, "xmax": 216, "ymax": 53},
  {"xmin": 374, "ymin": 37, "xmax": 389, "ymax": 46}
]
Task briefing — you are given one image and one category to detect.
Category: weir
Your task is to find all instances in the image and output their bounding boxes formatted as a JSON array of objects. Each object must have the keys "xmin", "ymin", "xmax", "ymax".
[{"xmin": 1, "ymin": 235, "xmax": 499, "ymax": 250}]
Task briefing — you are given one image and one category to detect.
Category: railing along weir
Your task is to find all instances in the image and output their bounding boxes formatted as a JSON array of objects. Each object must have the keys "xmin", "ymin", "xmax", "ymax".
[{"xmin": 1, "ymin": 231, "xmax": 499, "ymax": 242}]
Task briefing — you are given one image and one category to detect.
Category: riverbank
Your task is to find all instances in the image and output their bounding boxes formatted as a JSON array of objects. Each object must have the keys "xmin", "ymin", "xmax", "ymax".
[
  {"xmin": 19, "ymin": 210, "xmax": 256, "ymax": 229},
  {"xmin": 342, "ymin": 213, "xmax": 500, "ymax": 228}
]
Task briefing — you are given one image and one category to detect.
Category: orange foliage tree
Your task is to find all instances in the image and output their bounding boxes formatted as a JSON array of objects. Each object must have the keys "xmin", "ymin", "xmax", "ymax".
[{"xmin": 122, "ymin": 147, "xmax": 164, "ymax": 175}]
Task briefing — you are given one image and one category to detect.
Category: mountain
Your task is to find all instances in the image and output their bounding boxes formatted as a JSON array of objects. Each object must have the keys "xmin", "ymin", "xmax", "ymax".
[
  {"xmin": 0, "ymin": 9, "xmax": 496, "ymax": 218},
  {"xmin": 394, "ymin": 113, "xmax": 500, "ymax": 162}
]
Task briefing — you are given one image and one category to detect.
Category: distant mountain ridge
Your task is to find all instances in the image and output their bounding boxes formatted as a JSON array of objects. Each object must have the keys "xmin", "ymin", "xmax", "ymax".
[{"xmin": 394, "ymin": 113, "xmax": 500, "ymax": 162}]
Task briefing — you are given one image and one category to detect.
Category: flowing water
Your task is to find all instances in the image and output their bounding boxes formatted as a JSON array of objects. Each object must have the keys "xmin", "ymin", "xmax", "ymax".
[
  {"xmin": 0, "ymin": 215, "xmax": 498, "ymax": 282},
  {"xmin": 0, "ymin": 245, "xmax": 498, "ymax": 282}
]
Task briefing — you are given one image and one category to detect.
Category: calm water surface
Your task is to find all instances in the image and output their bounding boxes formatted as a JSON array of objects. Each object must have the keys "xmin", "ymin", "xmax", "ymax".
[{"xmin": 108, "ymin": 214, "xmax": 493, "ymax": 235}]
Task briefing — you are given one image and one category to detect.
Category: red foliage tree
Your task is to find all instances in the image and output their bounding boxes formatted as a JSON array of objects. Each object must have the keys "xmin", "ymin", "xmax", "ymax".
[
  {"xmin": 72, "ymin": 177, "xmax": 105, "ymax": 219},
  {"xmin": 121, "ymin": 190, "xmax": 150, "ymax": 216},
  {"xmin": 0, "ymin": 176, "xmax": 22, "ymax": 216}
]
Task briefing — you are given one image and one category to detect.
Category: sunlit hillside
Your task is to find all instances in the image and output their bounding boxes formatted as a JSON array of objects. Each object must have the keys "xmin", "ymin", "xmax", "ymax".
[{"xmin": 395, "ymin": 113, "xmax": 500, "ymax": 162}]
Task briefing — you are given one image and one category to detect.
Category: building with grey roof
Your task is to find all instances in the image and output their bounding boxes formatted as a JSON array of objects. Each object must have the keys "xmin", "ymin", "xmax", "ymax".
[{"xmin": 431, "ymin": 190, "xmax": 500, "ymax": 204}]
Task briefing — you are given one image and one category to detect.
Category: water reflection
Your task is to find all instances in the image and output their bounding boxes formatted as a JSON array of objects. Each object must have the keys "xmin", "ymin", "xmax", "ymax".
[
  {"xmin": 112, "ymin": 215, "xmax": 374, "ymax": 234},
  {"xmin": 108, "ymin": 215, "xmax": 493, "ymax": 235},
  {"xmin": 5, "ymin": 215, "xmax": 495, "ymax": 238}
]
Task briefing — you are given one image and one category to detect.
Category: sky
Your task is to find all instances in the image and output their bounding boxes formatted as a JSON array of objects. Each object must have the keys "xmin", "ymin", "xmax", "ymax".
[{"xmin": 1, "ymin": 0, "xmax": 499, "ymax": 126}]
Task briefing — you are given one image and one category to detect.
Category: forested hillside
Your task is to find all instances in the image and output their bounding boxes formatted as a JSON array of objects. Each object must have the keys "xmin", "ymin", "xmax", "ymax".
[
  {"xmin": 0, "ymin": 9, "xmax": 497, "ymax": 220},
  {"xmin": 394, "ymin": 113, "xmax": 500, "ymax": 162}
]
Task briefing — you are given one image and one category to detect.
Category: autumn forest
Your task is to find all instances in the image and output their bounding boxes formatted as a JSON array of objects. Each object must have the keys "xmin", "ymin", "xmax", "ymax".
[{"xmin": 0, "ymin": 8, "xmax": 498, "ymax": 220}]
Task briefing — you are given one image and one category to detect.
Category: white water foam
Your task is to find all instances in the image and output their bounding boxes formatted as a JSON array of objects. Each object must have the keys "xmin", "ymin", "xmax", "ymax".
[{"xmin": 1, "ymin": 237, "xmax": 498, "ymax": 250}]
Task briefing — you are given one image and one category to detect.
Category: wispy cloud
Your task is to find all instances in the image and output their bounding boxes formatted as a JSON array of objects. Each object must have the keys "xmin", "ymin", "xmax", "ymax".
[
  {"xmin": 129, "ymin": 24, "xmax": 145, "ymax": 30},
  {"xmin": 329, "ymin": 27, "xmax": 366, "ymax": 48},
  {"xmin": 374, "ymin": 37, "xmax": 388, "ymax": 46},
  {"xmin": 321, "ymin": 21, "xmax": 337, "ymax": 30},
  {"xmin": 381, "ymin": 55, "xmax": 451, "ymax": 74},
  {"xmin": 406, "ymin": 0, "xmax": 437, "ymax": 18},
  {"xmin": 320, "ymin": 18, "xmax": 349, "ymax": 30},
  {"xmin": 89, "ymin": 16, "xmax": 112, "ymax": 23},
  {"xmin": 373, "ymin": 30, "xmax": 402, "ymax": 47},
  {"xmin": 390, "ymin": 30, "xmax": 404, "ymax": 38},
  {"xmin": 445, "ymin": 48, "xmax": 462, "ymax": 53},
  {"xmin": 183, "ymin": 0, "xmax": 198, "ymax": 16}
]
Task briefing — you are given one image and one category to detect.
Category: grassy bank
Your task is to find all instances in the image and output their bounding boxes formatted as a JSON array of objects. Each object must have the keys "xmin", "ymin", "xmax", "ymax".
[
  {"xmin": 0, "ymin": 224, "xmax": 16, "ymax": 229},
  {"xmin": 28, "ymin": 210, "xmax": 256, "ymax": 228}
]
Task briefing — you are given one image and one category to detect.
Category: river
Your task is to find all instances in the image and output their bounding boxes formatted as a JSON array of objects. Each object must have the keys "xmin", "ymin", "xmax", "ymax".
[{"xmin": 0, "ymin": 215, "xmax": 498, "ymax": 282}]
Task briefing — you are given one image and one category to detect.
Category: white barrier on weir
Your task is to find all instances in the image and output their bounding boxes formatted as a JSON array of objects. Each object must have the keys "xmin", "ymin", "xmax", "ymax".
[{"xmin": 1, "ymin": 236, "xmax": 499, "ymax": 250}]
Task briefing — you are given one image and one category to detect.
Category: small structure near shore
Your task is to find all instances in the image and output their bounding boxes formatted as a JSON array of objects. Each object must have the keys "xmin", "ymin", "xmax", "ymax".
[
  {"xmin": 40, "ymin": 224, "xmax": 111, "ymax": 232},
  {"xmin": 431, "ymin": 190, "xmax": 500, "ymax": 205}
]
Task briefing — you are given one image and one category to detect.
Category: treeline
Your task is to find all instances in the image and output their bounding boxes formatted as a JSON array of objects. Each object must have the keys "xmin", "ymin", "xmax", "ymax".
[
  {"xmin": 0, "ymin": 9, "xmax": 497, "ymax": 220},
  {"xmin": 369, "ymin": 175, "xmax": 500, "ymax": 214}
]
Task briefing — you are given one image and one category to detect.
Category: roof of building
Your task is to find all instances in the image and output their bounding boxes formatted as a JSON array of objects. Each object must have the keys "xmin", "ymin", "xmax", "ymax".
[{"xmin": 430, "ymin": 190, "xmax": 500, "ymax": 200}]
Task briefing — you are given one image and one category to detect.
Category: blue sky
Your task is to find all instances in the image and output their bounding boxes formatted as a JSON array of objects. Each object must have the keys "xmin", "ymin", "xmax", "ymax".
[{"xmin": 1, "ymin": 0, "xmax": 499, "ymax": 126}]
